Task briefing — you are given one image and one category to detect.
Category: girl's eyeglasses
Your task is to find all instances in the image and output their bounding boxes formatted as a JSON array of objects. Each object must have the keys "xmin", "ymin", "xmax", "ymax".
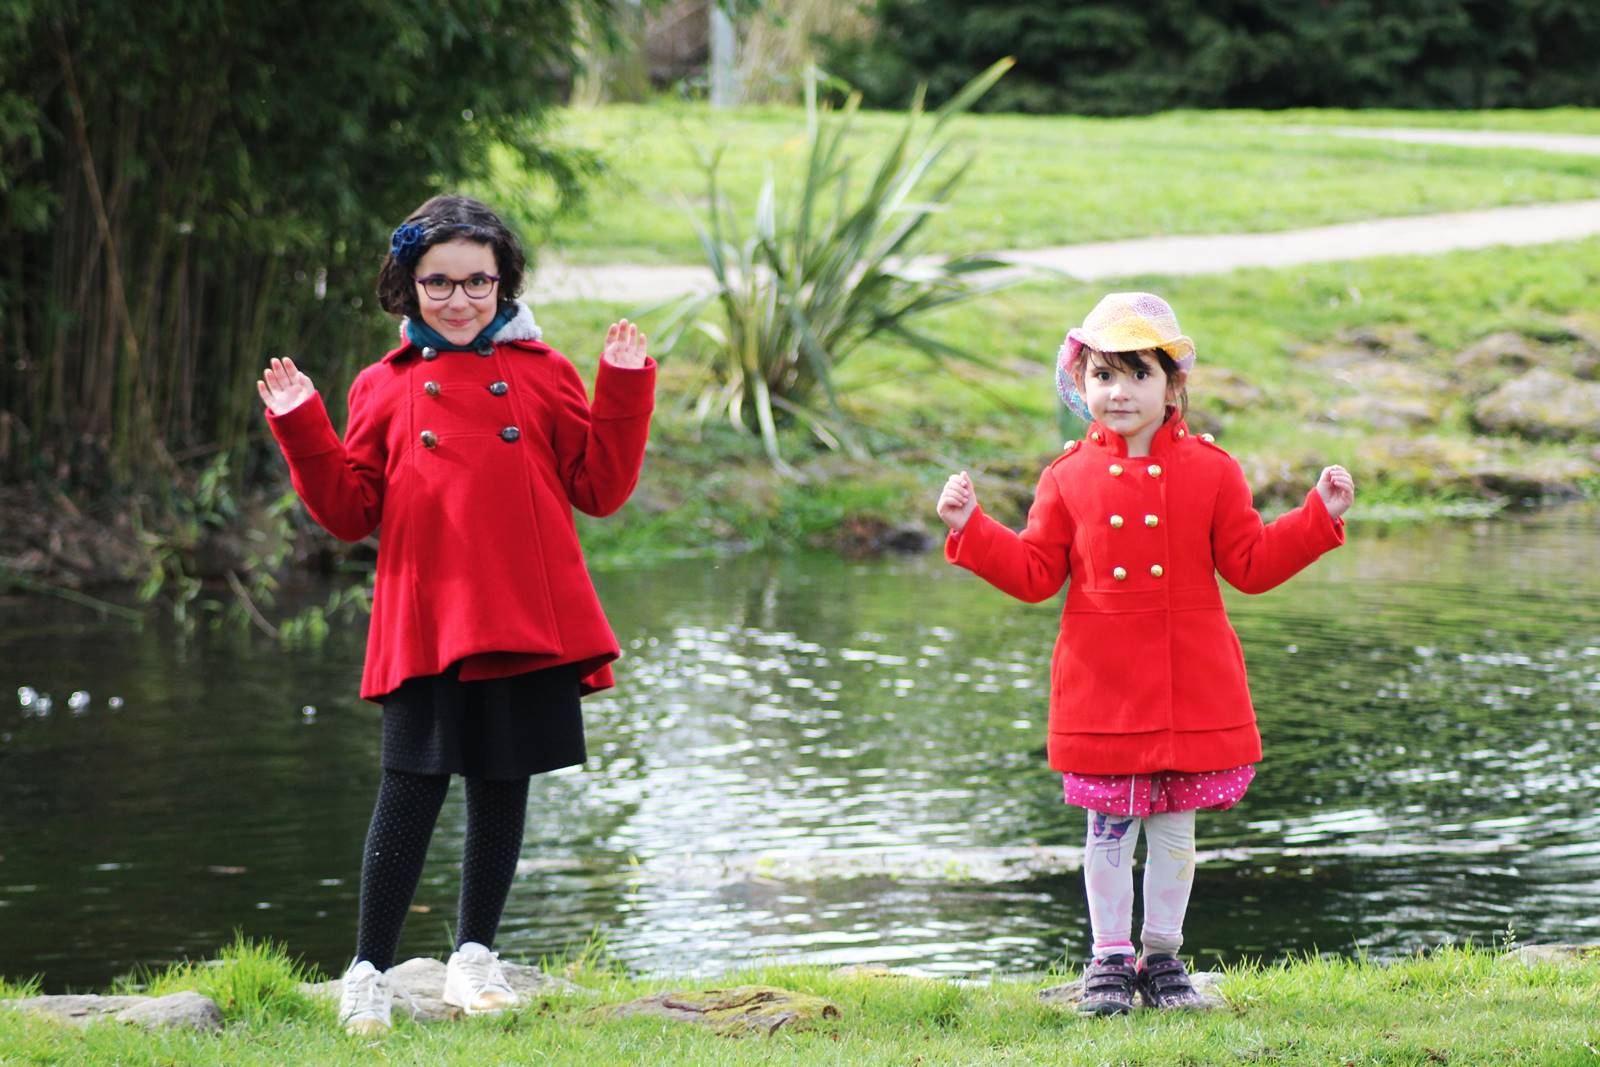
[{"xmin": 415, "ymin": 273, "xmax": 499, "ymax": 301}]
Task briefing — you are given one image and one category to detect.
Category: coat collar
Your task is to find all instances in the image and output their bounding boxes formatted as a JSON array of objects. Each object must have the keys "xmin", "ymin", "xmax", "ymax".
[
  {"xmin": 382, "ymin": 301, "xmax": 544, "ymax": 363},
  {"xmin": 1080, "ymin": 407, "xmax": 1190, "ymax": 459}
]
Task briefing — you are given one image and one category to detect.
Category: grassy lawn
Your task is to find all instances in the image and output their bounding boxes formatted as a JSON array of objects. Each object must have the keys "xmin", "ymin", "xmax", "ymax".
[
  {"xmin": 3, "ymin": 942, "xmax": 1596, "ymax": 1065},
  {"xmin": 489, "ymin": 104, "xmax": 1600, "ymax": 265},
  {"xmin": 517, "ymin": 235, "xmax": 1600, "ymax": 564}
]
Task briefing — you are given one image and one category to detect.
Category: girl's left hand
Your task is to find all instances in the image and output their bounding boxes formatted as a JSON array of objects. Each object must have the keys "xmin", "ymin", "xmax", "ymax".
[
  {"xmin": 602, "ymin": 319, "xmax": 647, "ymax": 369},
  {"xmin": 1316, "ymin": 464, "xmax": 1355, "ymax": 519}
]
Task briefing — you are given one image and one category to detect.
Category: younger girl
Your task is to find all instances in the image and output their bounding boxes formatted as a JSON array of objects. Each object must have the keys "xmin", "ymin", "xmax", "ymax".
[
  {"xmin": 256, "ymin": 194, "xmax": 654, "ymax": 1034},
  {"xmin": 936, "ymin": 292, "xmax": 1353, "ymax": 1014}
]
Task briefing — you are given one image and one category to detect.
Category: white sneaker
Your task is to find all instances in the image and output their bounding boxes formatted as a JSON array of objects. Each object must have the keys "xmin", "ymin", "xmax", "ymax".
[
  {"xmin": 443, "ymin": 941, "xmax": 519, "ymax": 1015},
  {"xmin": 338, "ymin": 959, "xmax": 392, "ymax": 1035}
]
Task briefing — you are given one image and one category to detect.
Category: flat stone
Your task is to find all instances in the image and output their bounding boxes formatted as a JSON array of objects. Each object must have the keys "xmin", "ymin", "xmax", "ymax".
[
  {"xmin": 607, "ymin": 985, "xmax": 841, "ymax": 1036},
  {"xmin": 1509, "ymin": 943, "xmax": 1600, "ymax": 966},
  {"xmin": 302, "ymin": 956, "xmax": 579, "ymax": 1023},
  {"xmin": 1472, "ymin": 368, "xmax": 1600, "ymax": 440},
  {"xmin": 1039, "ymin": 970, "xmax": 1226, "ymax": 1012},
  {"xmin": 2, "ymin": 991, "xmax": 222, "ymax": 1032}
]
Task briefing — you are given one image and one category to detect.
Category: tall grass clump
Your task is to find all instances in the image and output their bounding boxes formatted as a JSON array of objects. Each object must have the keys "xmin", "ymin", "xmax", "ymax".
[
  {"xmin": 658, "ymin": 59, "xmax": 1018, "ymax": 472},
  {"xmin": 140, "ymin": 933, "xmax": 323, "ymax": 1026}
]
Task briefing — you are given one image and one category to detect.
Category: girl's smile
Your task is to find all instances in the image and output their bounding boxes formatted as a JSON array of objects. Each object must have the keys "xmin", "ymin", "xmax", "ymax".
[{"xmin": 414, "ymin": 238, "xmax": 500, "ymax": 345}]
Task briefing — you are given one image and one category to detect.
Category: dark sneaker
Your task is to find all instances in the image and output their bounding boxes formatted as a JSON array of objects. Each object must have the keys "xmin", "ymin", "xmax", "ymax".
[
  {"xmin": 1077, "ymin": 954, "xmax": 1138, "ymax": 1015},
  {"xmin": 1136, "ymin": 953, "xmax": 1208, "ymax": 1010}
]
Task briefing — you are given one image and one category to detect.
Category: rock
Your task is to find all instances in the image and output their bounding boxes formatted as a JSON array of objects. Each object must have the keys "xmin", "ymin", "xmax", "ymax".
[
  {"xmin": 1509, "ymin": 943, "xmax": 1600, "ymax": 966},
  {"xmin": 1196, "ymin": 367, "xmax": 1262, "ymax": 412},
  {"xmin": 1453, "ymin": 331, "xmax": 1543, "ymax": 374},
  {"xmin": 607, "ymin": 985, "xmax": 841, "ymax": 1036},
  {"xmin": 2, "ymin": 991, "xmax": 223, "ymax": 1033},
  {"xmin": 1327, "ymin": 394, "xmax": 1440, "ymax": 430},
  {"xmin": 302, "ymin": 956, "xmax": 579, "ymax": 1023},
  {"xmin": 1467, "ymin": 455, "xmax": 1596, "ymax": 502},
  {"xmin": 1471, "ymin": 368, "xmax": 1600, "ymax": 440},
  {"xmin": 1039, "ymin": 970, "xmax": 1226, "ymax": 1012}
]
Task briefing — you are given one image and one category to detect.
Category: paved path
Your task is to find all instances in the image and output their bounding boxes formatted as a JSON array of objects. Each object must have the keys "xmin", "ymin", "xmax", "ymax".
[{"xmin": 527, "ymin": 126, "xmax": 1600, "ymax": 305}]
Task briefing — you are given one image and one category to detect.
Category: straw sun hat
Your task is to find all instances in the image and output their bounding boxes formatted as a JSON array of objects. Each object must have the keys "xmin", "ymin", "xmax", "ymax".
[{"xmin": 1055, "ymin": 291, "xmax": 1195, "ymax": 418}]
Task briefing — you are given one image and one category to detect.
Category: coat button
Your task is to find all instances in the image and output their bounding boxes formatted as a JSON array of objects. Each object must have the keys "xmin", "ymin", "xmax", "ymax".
[
  {"xmin": 1201, "ymin": 433, "xmax": 1215, "ymax": 443},
  {"xmin": 1145, "ymin": 514, "xmax": 1159, "ymax": 527},
  {"xmin": 424, "ymin": 381, "xmax": 440, "ymax": 397},
  {"xmin": 420, "ymin": 430, "xmax": 438, "ymax": 449},
  {"xmin": 421, "ymin": 346, "xmax": 438, "ymax": 361},
  {"xmin": 1112, "ymin": 566, "xmax": 1128, "ymax": 581},
  {"xmin": 499, "ymin": 426, "xmax": 520, "ymax": 442},
  {"xmin": 1177, "ymin": 428, "xmax": 1186, "ymax": 438},
  {"xmin": 1109, "ymin": 514, "xmax": 1124, "ymax": 528},
  {"xmin": 1091, "ymin": 431, "xmax": 1102, "ymax": 442},
  {"xmin": 1150, "ymin": 564, "xmax": 1164, "ymax": 578},
  {"xmin": 475, "ymin": 340, "xmax": 494, "ymax": 357},
  {"xmin": 1109, "ymin": 464, "xmax": 1123, "ymax": 476},
  {"xmin": 488, "ymin": 381, "xmax": 509, "ymax": 396},
  {"xmin": 1148, "ymin": 464, "xmax": 1163, "ymax": 477}
]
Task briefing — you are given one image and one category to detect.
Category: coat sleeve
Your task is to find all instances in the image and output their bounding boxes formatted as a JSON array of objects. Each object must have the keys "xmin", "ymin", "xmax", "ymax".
[
  {"xmin": 264, "ymin": 374, "xmax": 386, "ymax": 543},
  {"xmin": 944, "ymin": 465, "xmax": 1073, "ymax": 603},
  {"xmin": 1211, "ymin": 457, "xmax": 1344, "ymax": 594},
  {"xmin": 551, "ymin": 355, "xmax": 656, "ymax": 518}
]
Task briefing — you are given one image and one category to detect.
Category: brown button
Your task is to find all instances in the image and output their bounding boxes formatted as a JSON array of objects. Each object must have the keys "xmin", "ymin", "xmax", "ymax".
[
  {"xmin": 1145, "ymin": 514, "xmax": 1159, "ymax": 527},
  {"xmin": 1150, "ymin": 564, "xmax": 1164, "ymax": 578},
  {"xmin": 1109, "ymin": 514, "xmax": 1124, "ymax": 528},
  {"xmin": 499, "ymin": 426, "xmax": 520, "ymax": 442},
  {"xmin": 488, "ymin": 381, "xmax": 509, "ymax": 396},
  {"xmin": 1109, "ymin": 464, "xmax": 1124, "ymax": 476},
  {"xmin": 420, "ymin": 430, "xmax": 438, "ymax": 449},
  {"xmin": 424, "ymin": 381, "xmax": 440, "ymax": 397},
  {"xmin": 1112, "ymin": 566, "xmax": 1128, "ymax": 581},
  {"xmin": 1148, "ymin": 464, "xmax": 1163, "ymax": 477},
  {"xmin": 421, "ymin": 346, "xmax": 438, "ymax": 361}
]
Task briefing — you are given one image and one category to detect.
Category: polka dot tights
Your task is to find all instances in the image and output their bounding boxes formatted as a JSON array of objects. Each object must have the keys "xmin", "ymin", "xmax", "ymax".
[{"xmin": 353, "ymin": 769, "xmax": 530, "ymax": 970}]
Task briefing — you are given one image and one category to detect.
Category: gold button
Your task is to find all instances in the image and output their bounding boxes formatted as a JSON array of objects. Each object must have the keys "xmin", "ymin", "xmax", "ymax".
[
  {"xmin": 1109, "ymin": 464, "xmax": 1123, "ymax": 476},
  {"xmin": 1202, "ymin": 433, "xmax": 1215, "ymax": 443},
  {"xmin": 1110, "ymin": 514, "xmax": 1124, "ymax": 528},
  {"xmin": 1150, "ymin": 564, "xmax": 1164, "ymax": 578},
  {"xmin": 1091, "ymin": 431, "xmax": 1102, "ymax": 442},
  {"xmin": 1113, "ymin": 566, "xmax": 1127, "ymax": 581},
  {"xmin": 1177, "ymin": 429, "xmax": 1186, "ymax": 438},
  {"xmin": 1148, "ymin": 464, "xmax": 1163, "ymax": 477},
  {"xmin": 1145, "ymin": 514, "xmax": 1158, "ymax": 527},
  {"xmin": 424, "ymin": 381, "xmax": 440, "ymax": 397}
]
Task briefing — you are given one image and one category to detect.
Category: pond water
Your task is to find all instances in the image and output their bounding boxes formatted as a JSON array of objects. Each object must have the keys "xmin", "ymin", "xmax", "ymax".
[{"xmin": 3, "ymin": 505, "xmax": 1597, "ymax": 991}]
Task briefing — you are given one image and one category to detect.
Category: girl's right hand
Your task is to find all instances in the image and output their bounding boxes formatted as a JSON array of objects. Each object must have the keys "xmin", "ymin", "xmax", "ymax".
[
  {"xmin": 937, "ymin": 471, "xmax": 978, "ymax": 532},
  {"xmin": 256, "ymin": 357, "xmax": 315, "ymax": 416}
]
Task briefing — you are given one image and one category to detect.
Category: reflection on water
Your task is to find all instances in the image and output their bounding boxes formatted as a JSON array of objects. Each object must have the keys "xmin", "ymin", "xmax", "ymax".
[{"xmin": 2, "ymin": 504, "xmax": 1597, "ymax": 990}]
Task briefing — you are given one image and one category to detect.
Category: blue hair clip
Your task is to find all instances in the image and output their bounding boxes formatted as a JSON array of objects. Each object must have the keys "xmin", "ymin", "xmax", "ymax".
[{"xmin": 389, "ymin": 222, "xmax": 427, "ymax": 264}]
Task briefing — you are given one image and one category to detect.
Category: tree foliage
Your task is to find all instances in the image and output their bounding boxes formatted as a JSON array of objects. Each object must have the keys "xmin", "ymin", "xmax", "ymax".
[
  {"xmin": 825, "ymin": 0, "xmax": 1600, "ymax": 116},
  {"xmin": 0, "ymin": 0, "xmax": 616, "ymax": 491}
]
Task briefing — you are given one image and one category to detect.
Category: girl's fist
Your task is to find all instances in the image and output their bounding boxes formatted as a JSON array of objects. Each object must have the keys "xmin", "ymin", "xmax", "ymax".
[
  {"xmin": 256, "ymin": 357, "xmax": 315, "ymax": 416},
  {"xmin": 1316, "ymin": 464, "xmax": 1355, "ymax": 519},
  {"xmin": 937, "ymin": 471, "xmax": 978, "ymax": 532}
]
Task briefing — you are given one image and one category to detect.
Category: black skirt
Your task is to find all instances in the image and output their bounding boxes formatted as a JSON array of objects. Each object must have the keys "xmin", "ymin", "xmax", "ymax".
[{"xmin": 380, "ymin": 662, "xmax": 585, "ymax": 780}]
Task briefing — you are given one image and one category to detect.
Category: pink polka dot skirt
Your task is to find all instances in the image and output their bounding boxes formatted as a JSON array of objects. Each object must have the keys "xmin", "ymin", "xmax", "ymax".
[{"xmin": 1063, "ymin": 764, "xmax": 1255, "ymax": 816}]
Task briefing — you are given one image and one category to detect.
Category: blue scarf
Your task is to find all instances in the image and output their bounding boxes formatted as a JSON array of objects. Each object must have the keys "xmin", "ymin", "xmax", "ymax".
[{"xmin": 405, "ymin": 303, "xmax": 518, "ymax": 356}]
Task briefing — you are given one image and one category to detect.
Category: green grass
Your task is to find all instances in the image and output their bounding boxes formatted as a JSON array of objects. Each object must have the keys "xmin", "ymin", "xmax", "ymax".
[
  {"xmin": 489, "ymin": 103, "xmax": 1600, "ymax": 265},
  {"xmin": 3, "ymin": 941, "xmax": 1597, "ymax": 1065},
  {"xmin": 525, "ymin": 235, "xmax": 1600, "ymax": 566}
]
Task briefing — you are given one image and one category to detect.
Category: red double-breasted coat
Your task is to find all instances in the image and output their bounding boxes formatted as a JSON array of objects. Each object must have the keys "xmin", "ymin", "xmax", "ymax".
[
  {"xmin": 266, "ymin": 327, "xmax": 654, "ymax": 701},
  {"xmin": 946, "ymin": 415, "xmax": 1344, "ymax": 776}
]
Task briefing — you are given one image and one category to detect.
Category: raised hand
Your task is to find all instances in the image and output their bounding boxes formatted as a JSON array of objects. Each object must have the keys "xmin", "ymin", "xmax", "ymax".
[
  {"xmin": 602, "ymin": 319, "xmax": 648, "ymax": 369},
  {"xmin": 937, "ymin": 470, "xmax": 979, "ymax": 532},
  {"xmin": 256, "ymin": 357, "xmax": 315, "ymax": 416},
  {"xmin": 1315, "ymin": 464, "xmax": 1355, "ymax": 519}
]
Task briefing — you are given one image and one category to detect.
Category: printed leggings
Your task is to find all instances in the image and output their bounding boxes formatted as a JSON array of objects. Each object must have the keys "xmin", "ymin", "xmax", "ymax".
[
  {"xmin": 353, "ymin": 769, "xmax": 529, "ymax": 971},
  {"xmin": 1083, "ymin": 808, "xmax": 1197, "ymax": 960}
]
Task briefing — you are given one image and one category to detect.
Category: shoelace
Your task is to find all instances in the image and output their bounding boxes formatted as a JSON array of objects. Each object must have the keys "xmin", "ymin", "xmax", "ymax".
[
  {"xmin": 343, "ymin": 968, "xmax": 389, "ymax": 1018},
  {"xmin": 459, "ymin": 950, "xmax": 513, "ymax": 995}
]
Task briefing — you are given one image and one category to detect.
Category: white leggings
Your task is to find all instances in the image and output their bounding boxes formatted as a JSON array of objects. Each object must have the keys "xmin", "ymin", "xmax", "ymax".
[{"xmin": 1083, "ymin": 808, "xmax": 1197, "ymax": 960}]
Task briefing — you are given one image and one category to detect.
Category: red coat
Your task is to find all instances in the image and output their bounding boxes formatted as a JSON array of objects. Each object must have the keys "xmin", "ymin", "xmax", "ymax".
[
  {"xmin": 266, "ymin": 334, "xmax": 654, "ymax": 701},
  {"xmin": 946, "ymin": 415, "xmax": 1344, "ymax": 775}
]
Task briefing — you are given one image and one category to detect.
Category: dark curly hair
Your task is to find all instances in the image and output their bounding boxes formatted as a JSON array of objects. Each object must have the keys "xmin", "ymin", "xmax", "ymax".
[{"xmin": 375, "ymin": 194, "xmax": 526, "ymax": 321}]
